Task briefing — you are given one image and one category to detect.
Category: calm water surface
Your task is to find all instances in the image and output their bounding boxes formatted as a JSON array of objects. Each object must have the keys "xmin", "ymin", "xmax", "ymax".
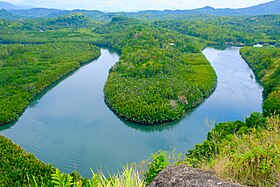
[{"xmin": 0, "ymin": 47, "xmax": 263, "ymax": 177}]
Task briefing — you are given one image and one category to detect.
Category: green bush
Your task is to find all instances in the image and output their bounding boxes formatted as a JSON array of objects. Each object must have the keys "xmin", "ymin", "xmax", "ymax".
[
  {"xmin": 32, "ymin": 166, "xmax": 146, "ymax": 187},
  {"xmin": 144, "ymin": 151, "xmax": 170, "ymax": 184},
  {"xmin": 212, "ymin": 116, "xmax": 280, "ymax": 186},
  {"xmin": 185, "ymin": 114, "xmax": 280, "ymax": 187},
  {"xmin": 186, "ymin": 112, "xmax": 267, "ymax": 167}
]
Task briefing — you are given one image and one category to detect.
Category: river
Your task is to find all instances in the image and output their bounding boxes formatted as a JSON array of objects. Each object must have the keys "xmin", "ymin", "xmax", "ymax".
[{"xmin": 0, "ymin": 47, "xmax": 263, "ymax": 178}]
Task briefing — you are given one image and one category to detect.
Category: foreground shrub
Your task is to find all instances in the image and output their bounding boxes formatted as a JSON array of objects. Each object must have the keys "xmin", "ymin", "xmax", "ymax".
[
  {"xmin": 186, "ymin": 112, "xmax": 267, "ymax": 167},
  {"xmin": 46, "ymin": 166, "xmax": 146, "ymax": 187},
  {"xmin": 212, "ymin": 116, "xmax": 280, "ymax": 186},
  {"xmin": 144, "ymin": 151, "xmax": 170, "ymax": 184},
  {"xmin": 185, "ymin": 114, "xmax": 280, "ymax": 186}
]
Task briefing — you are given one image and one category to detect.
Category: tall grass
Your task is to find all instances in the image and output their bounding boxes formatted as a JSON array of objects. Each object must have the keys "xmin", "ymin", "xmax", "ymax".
[
  {"xmin": 211, "ymin": 115, "xmax": 280, "ymax": 186},
  {"xmin": 186, "ymin": 115, "xmax": 280, "ymax": 187}
]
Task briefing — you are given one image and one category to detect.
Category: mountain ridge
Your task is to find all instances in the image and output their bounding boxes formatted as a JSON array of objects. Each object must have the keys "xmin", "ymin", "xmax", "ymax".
[
  {"xmin": 0, "ymin": 1, "xmax": 20, "ymax": 10},
  {"xmin": 0, "ymin": 0, "xmax": 279, "ymax": 19},
  {"xmin": 0, "ymin": 1, "xmax": 33, "ymax": 10}
]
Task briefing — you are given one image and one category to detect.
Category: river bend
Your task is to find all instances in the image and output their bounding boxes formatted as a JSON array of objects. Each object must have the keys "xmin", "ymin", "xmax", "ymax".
[{"xmin": 0, "ymin": 47, "xmax": 263, "ymax": 177}]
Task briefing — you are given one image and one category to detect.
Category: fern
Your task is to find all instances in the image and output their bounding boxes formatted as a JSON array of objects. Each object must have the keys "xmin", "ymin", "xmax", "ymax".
[{"xmin": 51, "ymin": 169, "xmax": 74, "ymax": 187}]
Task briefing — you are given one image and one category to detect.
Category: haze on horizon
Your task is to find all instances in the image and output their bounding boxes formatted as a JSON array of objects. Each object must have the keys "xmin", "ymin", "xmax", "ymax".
[{"xmin": 3, "ymin": 0, "xmax": 274, "ymax": 12}]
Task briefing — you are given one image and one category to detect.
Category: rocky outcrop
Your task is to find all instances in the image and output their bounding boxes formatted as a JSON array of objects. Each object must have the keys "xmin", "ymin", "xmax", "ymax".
[{"xmin": 148, "ymin": 165, "xmax": 245, "ymax": 187}]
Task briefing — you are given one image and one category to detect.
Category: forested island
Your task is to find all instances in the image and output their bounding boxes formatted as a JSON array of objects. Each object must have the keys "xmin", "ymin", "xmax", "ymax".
[{"xmin": 0, "ymin": 1, "xmax": 279, "ymax": 186}]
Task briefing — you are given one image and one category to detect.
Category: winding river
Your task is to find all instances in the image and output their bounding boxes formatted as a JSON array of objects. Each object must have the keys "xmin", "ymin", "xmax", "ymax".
[{"xmin": 0, "ymin": 47, "xmax": 263, "ymax": 178}]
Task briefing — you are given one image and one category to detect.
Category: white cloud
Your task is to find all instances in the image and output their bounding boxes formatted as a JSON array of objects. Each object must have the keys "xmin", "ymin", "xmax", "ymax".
[{"xmin": 5, "ymin": 0, "xmax": 273, "ymax": 11}]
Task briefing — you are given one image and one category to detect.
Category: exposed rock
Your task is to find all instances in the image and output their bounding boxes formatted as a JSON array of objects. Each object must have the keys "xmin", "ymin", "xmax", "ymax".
[{"xmin": 148, "ymin": 165, "xmax": 245, "ymax": 187}]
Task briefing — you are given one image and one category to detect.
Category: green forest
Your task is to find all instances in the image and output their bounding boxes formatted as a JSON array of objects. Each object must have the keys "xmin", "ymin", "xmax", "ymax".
[
  {"xmin": 97, "ymin": 17, "xmax": 216, "ymax": 124},
  {"xmin": 0, "ymin": 135, "xmax": 54, "ymax": 186},
  {"xmin": 153, "ymin": 15, "xmax": 279, "ymax": 45},
  {"xmin": 0, "ymin": 42, "xmax": 100, "ymax": 125},
  {"xmin": 0, "ymin": 8, "xmax": 279, "ymax": 187},
  {"xmin": 241, "ymin": 47, "xmax": 280, "ymax": 115},
  {"xmin": 0, "ymin": 15, "xmax": 219, "ymax": 124}
]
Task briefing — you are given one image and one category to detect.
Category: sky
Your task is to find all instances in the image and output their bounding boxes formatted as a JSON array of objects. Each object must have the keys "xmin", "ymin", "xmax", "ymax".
[{"xmin": 5, "ymin": 0, "xmax": 274, "ymax": 12}]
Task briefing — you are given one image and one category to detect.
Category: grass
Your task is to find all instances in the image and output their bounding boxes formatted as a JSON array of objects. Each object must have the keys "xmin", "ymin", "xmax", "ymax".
[
  {"xmin": 36, "ymin": 166, "xmax": 146, "ymax": 187},
  {"xmin": 185, "ymin": 114, "xmax": 280, "ymax": 187},
  {"xmin": 210, "ymin": 116, "xmax": 280, "ymax": 186}
]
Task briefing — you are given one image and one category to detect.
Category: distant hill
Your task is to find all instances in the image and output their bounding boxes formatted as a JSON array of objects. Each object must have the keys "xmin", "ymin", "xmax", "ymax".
[
  {"xmin": 8, "ymin": 8, "xmax": 68, "ymax": 18},
  {"xmin": 189, "ymin": 0, "xmax": 280, "ymax": 15},
  {"xmin": 0, "ymin": 9, "xmax": 18, "ymax": 19},
  {"xmin": 237, "ymin": 0, "xmax": 280, "ymax": 15},
  {"xmin": 0, "ymin": 1, "xmax": 20, "ymax": 10},
  {"xmin": 134, "ymin": 0, "xmax": 280, "ymax": 16},
  {"xmin": 42, "ymin": 13, "xmax": 93, "ymax": 29},
  {"xmin": 0, "ymin": 0, "xmax": 279, "ymax": 20}
]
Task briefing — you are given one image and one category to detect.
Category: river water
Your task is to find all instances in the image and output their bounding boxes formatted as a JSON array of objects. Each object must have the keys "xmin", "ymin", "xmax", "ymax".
[{"xmin": 0, "ymin": 47, "xmax": 263, "ymax": 178}]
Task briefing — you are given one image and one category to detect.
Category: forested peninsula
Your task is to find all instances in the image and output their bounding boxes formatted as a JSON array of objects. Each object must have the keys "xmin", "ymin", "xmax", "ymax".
[{"xmin": 98, "ymin": 17, "xmax": 217, "ymax": 124}]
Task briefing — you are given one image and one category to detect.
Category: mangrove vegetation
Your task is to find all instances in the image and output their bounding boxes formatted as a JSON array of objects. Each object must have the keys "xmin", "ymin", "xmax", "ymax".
[
  {"xmin": 241, "ymin": 46, "xmax": 280, "ymax": 115},
  {"xmin": 0, "ymin": 42, "xmax": 100, "ymax": 125},
  {"xmin": 97, "ymin": 17, "xmax": 217, "ymax": 124}
]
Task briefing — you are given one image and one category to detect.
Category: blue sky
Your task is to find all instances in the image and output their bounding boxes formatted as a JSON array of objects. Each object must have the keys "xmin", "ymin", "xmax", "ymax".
[{"xmin": 5, "ymin": 0, "xmax": 273, "ymax": 11}]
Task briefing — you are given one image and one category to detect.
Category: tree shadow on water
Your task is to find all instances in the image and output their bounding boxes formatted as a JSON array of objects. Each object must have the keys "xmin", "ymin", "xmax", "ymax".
[{"xmin": 118, "ymin": 107, "xmax": 199, "ymax": 133}]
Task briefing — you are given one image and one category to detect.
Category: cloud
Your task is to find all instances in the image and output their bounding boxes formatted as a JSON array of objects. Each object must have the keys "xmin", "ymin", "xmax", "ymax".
[{"xmin": 6, "ymin": 0, "xmax": 273, "ymax": 11}]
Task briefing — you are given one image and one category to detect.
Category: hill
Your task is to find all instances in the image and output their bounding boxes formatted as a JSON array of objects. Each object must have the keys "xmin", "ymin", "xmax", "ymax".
[
  {"xmin": 0, "ymin": 0, "xmax": 279, "ymax": 20},
  {"xmin": 8, "ymin": 8, "xmax": 67, "ymax": 18},
  {"xmin": 197, "ymin": 0, "xmax": 280, "ymax": 15},
  {"xmin": 134, "ymin": 0, "xmax": 280, "ymax": 16},
  {"xmin": 0, "ymin": 1, "xmax": 20, "ymax": 10},
  {"xmin": 237, "ymin": 0, "xmax": 280, "ymax": 15},
  {"xmin": 0, "ymin": 9, "xmax": 18, "ymax": 19}
]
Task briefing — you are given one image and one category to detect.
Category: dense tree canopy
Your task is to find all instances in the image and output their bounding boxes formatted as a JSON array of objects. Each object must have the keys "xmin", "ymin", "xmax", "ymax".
[
  {"xmin": 0, "ymin": 42, "xmax": 100, "ymax": 125},
  {"xmin": 0, "ymin": 135, "xmax": 54, "ymax": 186},
  {"xmin": 241, "ymin": 46, "xmax": 280, "ymax": 115},
  {"xmin": 152, "ymin": 15, "xmax": 280, "ymax": 45},
  {"xmin": 94, "ymin": 17, "xmax": 217, "ymax": 124}
]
